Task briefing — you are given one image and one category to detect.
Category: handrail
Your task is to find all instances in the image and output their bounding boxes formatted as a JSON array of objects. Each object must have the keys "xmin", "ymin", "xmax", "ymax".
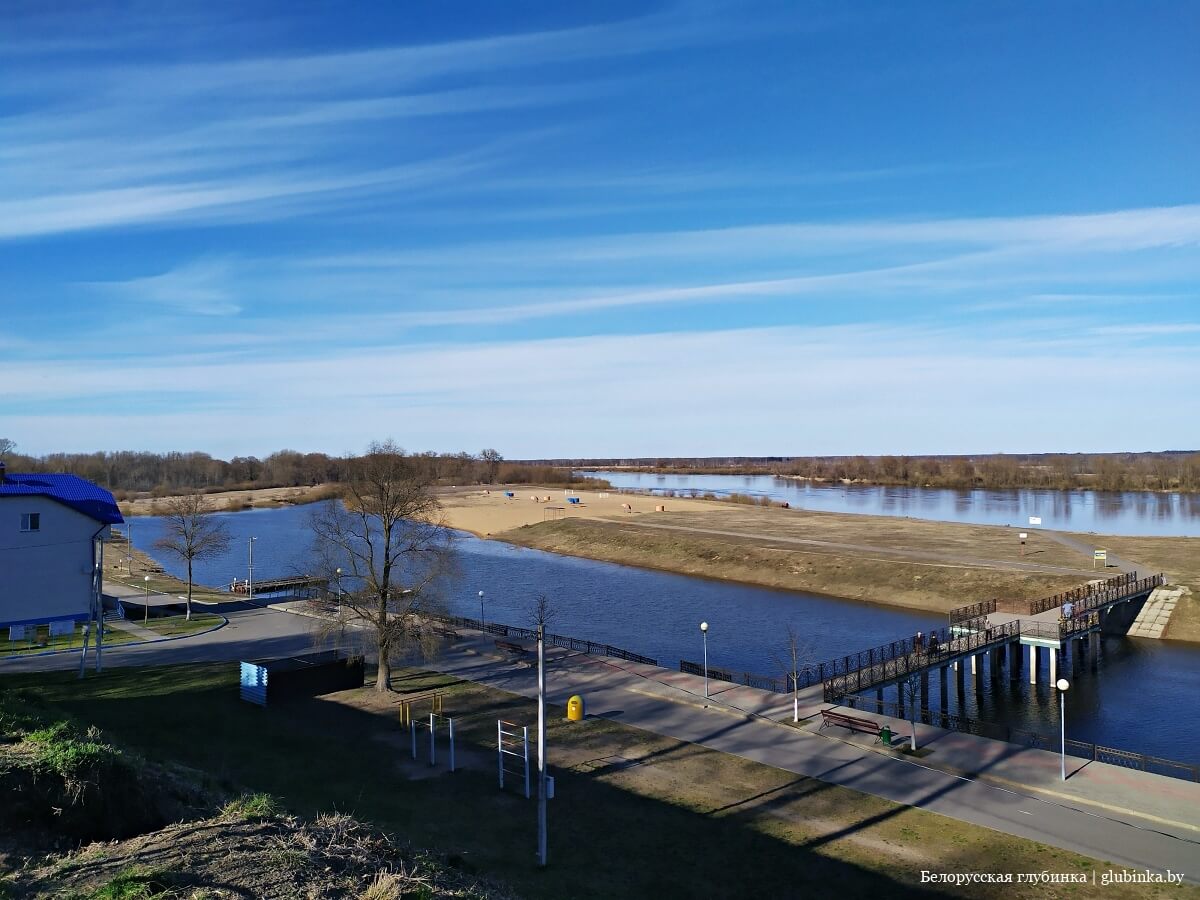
[
  {"xmin": 432, "ymin": 613, "xmax": 657, "ymax": 666},
  {"xmin": 822, "ymin": 620, "xmax": 1022, "ymax": 700}
]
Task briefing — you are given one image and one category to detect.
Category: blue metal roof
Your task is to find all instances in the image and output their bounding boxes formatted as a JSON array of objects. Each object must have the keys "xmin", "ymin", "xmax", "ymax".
[{"xmin": 0, "ymin": 473, "xmax": 124, "ymax": 525}]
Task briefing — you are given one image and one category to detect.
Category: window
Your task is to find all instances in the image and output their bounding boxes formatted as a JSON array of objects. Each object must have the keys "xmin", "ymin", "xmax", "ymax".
[{"xmin": 20, "ymin": 513, "xmax": 40, "ymax": 532}]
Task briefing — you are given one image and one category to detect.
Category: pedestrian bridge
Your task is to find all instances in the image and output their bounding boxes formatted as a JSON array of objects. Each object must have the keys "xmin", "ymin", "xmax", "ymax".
[{"xmin": 822, "ymin": 572, "xmax": 1164, "ymax": 702}]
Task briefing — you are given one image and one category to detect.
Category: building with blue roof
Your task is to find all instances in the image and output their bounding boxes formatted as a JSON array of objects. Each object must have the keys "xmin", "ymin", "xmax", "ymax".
[{"xmin": 0, "ymin": 462, "xmax": 124, "ymax": 643}]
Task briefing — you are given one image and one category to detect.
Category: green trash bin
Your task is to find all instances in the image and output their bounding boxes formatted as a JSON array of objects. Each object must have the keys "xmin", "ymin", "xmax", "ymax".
[{"xmin": 879, "ymin": 725, "xmax": 892, "ymax": 746}]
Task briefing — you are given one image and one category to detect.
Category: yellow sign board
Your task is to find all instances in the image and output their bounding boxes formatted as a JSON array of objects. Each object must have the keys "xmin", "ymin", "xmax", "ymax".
[{"xmin": 1094, "ymin": 549, "xmax": 1107, "ymax": 560}]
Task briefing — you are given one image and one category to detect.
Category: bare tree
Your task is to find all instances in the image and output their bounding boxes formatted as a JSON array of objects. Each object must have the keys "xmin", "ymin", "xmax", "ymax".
[
  {"xmin": 0, "ymin": 437, "xmax": 15, "ymax": 458},
  {"xmin": 153, "ymin": 492, "xmax": 232, "ymax": 621},
  {"xmin": 898, "ymin": 673, "xmax": 922, "ymax": 751},
  {"xmin": 772, "ymin": 623, "xmax": 813, "ymax": 723},
  {"xmin": 479, "ymin": 448, "xmax": 503, "ymax": 484},
  {"xmin": 310, "ymin": 441, "xmax": 456, "ymax": 693}
]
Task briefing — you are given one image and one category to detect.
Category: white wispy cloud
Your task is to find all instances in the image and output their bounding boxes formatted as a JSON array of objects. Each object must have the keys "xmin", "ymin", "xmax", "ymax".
[
  {"xmin": 6, "ymin": 321, "xmax": 1197, "ymax": 456},
  {"xmin": 85, "ymin": 259, "xmax": 244, "ymax": 317}
]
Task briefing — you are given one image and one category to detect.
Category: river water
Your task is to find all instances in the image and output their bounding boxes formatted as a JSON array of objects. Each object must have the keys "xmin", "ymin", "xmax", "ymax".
[
  {"xmin": 579, "ymin": 471, "xmax": 1200, "ymax": 537},
  {"xmin": 129, "ymin": 504, "xmax": 1200, "ymax": 765}
]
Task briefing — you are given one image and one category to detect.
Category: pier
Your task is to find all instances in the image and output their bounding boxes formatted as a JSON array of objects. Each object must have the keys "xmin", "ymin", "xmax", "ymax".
[
  {"xmin": 822, "ymin": 572, "xmax": 1164, "ymax": 703},
  {"xmin": 230, "ymin": 575, "xmax": 328, "ymax": 598}
]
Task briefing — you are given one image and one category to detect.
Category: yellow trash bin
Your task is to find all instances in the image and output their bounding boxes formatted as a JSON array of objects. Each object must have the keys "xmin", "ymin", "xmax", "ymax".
[{"xmin": 567, "ymin": 695, "xmax": 585, "ymax": 722}]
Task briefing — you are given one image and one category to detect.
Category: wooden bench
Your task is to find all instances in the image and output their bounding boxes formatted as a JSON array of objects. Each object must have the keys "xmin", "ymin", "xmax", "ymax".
[
  {"xmin": 820, "ymin": 708, "xmax": 886, "ymax": 742},
  {"xmin": 495, "ymin": 639, "xmax": 532, "ymax": 659}
]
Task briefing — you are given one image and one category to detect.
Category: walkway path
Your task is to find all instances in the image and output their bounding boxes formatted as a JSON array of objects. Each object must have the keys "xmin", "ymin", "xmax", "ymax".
[
  {"xmin": 5, "ymin": 601, "xmax": 1196, "ymax": 881},
  {"xmin": 426, "ymin": 628, "xmax": 1200, "ymax": 881}
]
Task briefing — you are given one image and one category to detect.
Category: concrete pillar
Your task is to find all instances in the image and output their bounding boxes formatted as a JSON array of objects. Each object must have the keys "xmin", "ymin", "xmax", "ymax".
[
  {"xmin": 1049, "ymin": 647, "xmax": 1057, "ymax": 685},
  {"xmin": 970, "ymin": 654, "xmax": 977, "ymax": 676},
  {"xmin": 876, "ymin": 688, "xmax": 884, "ymax": 712},
  {"xmin": 920, "ymin": 671, "xmax": 930, "ymax": 711},
  {"xmin": 991, "ymin": 646, "xmax": 1004, "ymax": 676},
  {"xmin": 1009, "ymin": 642, "xmax": 1022, "ymax": 681},
  {"xmin": 1029, "ymin": 644, "xmax": 1038, "ymax": 685},
  {"xmin": 939, "ymin": 666, "xmax": 948, "ymax": 709}
]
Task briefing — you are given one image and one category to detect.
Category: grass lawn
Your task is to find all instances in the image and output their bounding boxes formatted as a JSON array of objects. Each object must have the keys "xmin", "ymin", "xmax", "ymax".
[
  {"xmin": 0, "ymin": 623, "xmax": 139, "ymax": 658},
  {"xmin": 136, "ymin": 613, "xmax": 225, "ymax": 638},
  {"xmin": 3, "ymin": 663, "xmax": 1191, "ymax": 900}
]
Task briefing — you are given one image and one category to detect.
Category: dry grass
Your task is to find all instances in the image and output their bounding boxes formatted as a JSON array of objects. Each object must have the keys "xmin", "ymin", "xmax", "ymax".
[
  {"xmin": 1075, "ymin": 533, "xmax": 1200, "ymax": 641},
  {"xmin": 501, "ymin": 518, "xmax": 1085, "ymax": 614}
]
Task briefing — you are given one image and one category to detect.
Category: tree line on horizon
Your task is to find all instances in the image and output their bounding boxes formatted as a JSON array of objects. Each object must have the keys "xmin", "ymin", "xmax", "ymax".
[
  {"xmin": 0, "ymin": 440, "xmax": 601, "ymax": 498},
  {"xmin": 530, "ymin": 451, "xmax": 1200, "ymax": 493}
]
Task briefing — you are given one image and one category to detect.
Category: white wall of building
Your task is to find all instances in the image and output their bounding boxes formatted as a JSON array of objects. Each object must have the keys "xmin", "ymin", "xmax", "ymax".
[{"xmin": 0, "ymin": 495, "xmax": 110, "ymax": 626}]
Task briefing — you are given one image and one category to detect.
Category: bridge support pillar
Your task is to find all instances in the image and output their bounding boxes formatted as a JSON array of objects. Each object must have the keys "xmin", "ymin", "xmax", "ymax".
[
  {"xmin": 1029, "ymin": 645, "xmax": 1039, "ymax": 685},
  {"xmin": 1008, "ymin": 642, "xmax": 1022, "ymax": 681},
  {"xmin": 920, "ymin": 671, "xmax": 930, "ymax": 720},
  {"xmin": 970, "ymin": 654, "xmax": 977, "ymax": 676},
  {"xmin": 939, "ymin": 666, "xmax": 948, "ymax": 709},
  {"xmin": 1048, "ymin": 647, "xmax": 1057, "ymax": 685},
  {"xmin": 876, "ymin": 688, "xmax": 884, "ymax": 710}
]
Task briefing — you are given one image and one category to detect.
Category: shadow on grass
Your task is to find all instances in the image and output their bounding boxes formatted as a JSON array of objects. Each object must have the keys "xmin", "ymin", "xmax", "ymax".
[{"xmin": 2, "ymin": 663, "xmax": 949, "ymax": 900}]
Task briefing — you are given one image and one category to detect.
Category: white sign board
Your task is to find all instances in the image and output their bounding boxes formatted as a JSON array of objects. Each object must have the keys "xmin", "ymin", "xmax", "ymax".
[
  {"xmin": 1028, "ymin": 516, "xmax": 1042, "ymax": 526},
  {"xmin": 1019, "ymin": 533, "xmax": 1028, "ymax": 540},
  {"xmin": 1094, "ymin": 549, "xmax": 1107, "ymax": 560}
]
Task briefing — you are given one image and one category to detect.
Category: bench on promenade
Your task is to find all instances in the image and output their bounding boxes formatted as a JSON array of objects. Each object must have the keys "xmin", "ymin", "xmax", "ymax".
[
  {"xmin": 820, "ymin": 708, "xmax": 887, "ymax": 743},
  {"xmin": 495, "ymin": 639, "xmax": 532, "ymax": 659}
]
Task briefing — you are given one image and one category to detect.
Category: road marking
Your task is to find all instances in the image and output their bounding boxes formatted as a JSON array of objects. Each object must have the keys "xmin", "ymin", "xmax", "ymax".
[{"xmin": 1019, "ymin": 810, "xmax": 1032, "ymax": 815}]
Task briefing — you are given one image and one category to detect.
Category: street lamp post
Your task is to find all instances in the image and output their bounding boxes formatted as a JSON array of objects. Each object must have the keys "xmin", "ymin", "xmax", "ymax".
[
  {"xmin": 143, "ymin": 575, "xmax": 151, "ymax": 625},
  {"xmin": 1056, "ymin": 678, "xmax": 1070, "ymax": 781},
  {"xmin": 248, "ymin": 536, "xmax": 257, "ymax": 603},
  {"xmin": 700, "ymin": 621, "xmax": 709, "ymax": 700},
  {"xmin": 334, "ymin": 567, "xmax": 343, "ymax": 602},
  {"xmin": 479, "ymin": 590, "xmax": 485, "ymax": 628}
]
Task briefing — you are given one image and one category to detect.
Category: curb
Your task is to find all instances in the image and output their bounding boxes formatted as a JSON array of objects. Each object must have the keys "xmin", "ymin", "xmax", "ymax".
[{"xmin": 0, "ymin": 615, "xmax": 229, "ymax": 662}]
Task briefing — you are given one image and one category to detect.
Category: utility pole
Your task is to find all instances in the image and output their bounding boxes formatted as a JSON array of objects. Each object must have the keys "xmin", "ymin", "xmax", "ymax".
[{"xmin": 537, "ymin": 622, "xmax": 547, "ymax": 867}]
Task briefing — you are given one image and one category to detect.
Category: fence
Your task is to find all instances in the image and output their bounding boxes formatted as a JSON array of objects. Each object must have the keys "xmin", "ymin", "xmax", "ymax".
[
  {"xmin": 678, "ymin": 659, "xmax": 823, "ymax": 694},
  {"xmin": 433, "ymin": 614, "xmax": 657, "ymax": 666},
  {"xmin": 822, "ymin": 621, "xmax": 1022, "ymax": 701},
  {"xmin": 844, "ymin": 695, "xmax": 1199, "ymax": 784},
  {"xmin": 948, "ymin": 599, "xmax": 996, "ymax": 626}
]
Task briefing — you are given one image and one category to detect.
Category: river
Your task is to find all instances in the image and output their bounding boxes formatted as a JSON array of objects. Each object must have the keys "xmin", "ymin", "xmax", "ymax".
[
  {"xmin": 579, "ymin": 471, "xmax": 1200, "ymax": 537},
  {"xmin": 128, "ymin": 504, "xmax": 1200, "ymax": 765}
]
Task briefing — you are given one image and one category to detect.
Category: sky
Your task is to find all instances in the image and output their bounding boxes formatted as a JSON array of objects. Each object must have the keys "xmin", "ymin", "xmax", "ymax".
[{"xmin": 2, "ymin": 1, "xmax": 1198, "ymax": 459}]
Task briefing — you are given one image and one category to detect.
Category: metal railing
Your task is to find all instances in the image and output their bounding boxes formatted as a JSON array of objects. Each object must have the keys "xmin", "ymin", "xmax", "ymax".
[
  {"xmin": 823, "ymin": 620, "xmax": 1022, "ymax": 700},
  {"xmin": 1027, "ymin": 571, "xmax": 1147, "ymax": 616},
  {"xmin": 845, "ymin": 695, "xmax": 1199, "ymax": 783},
  {"xmin": 948, "ymin": 599, "xmax": 996, "ymax": 625},
  {"xmin": 433, "ymin": 613, "xmax": 658, "ymax": 666},
  {"xmin": 678, "ymin": 659, "xmax": 822, "ymax": 694}
]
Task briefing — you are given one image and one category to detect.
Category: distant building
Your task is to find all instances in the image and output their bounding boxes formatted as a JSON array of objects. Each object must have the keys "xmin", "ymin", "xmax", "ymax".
[{"xmin": 0, "ymin": 462, "xmax": 123, "ymax": 637}]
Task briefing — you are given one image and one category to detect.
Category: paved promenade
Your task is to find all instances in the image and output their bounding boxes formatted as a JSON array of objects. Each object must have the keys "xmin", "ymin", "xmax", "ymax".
[
  {"xmin": 5, "ymin": 599, "xmax": 1197, "ymax": 882},
  {"xmin": 423, "ymin": 626, "xmax": 1200, "ymax": 881}
]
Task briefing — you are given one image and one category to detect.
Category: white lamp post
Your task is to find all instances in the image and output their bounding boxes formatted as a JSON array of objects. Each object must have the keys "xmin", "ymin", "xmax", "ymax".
[
  {"xmin": 248, "ymin": 536, "xmax": 257, "ymax": 603},
  {"xmin": 334, "ymin": 567, "xmax": 343, "ymax": 602},
  {"xmin": 479, "ymin": 590, "xmax": 485, "ymax": 628},
  {"xmin": 143, "ymin": 574, "xmax": 151, "ymax": 624},
  {"xmin": 700, "ymin": 621, "xmax": 709, "ymax": 700},
  {"xmin": 1056, "ymin": 678, "xmax": 1070, "ymax": 781}
]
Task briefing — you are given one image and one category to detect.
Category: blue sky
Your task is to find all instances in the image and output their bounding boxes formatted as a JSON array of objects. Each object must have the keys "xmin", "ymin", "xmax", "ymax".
[{"xmin": 3, "ymin": 1, "xmax": 1198, "ymax": 458}]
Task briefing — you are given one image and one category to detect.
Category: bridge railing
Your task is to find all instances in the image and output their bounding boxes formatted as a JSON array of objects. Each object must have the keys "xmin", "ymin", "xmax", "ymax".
[
  {"xmin": 1027, "ymin": 571, "xmax": 1138, "ymax": 616},
  {"xmin": 822, "ymin": 620, "xmax": 1022, "ymax": 700},
  {"xmin": 843, "ymin": 695, "xmax": 1199, "ymax": 784},
  {"xmin": 948, "ymin": 599, "xmax": 996, "ymax": 625}
]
